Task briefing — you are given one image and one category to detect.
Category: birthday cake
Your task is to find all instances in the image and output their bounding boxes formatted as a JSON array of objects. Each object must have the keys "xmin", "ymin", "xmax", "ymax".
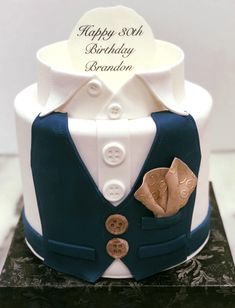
[{"xmin": 14, "ymin": 6, "xmax": 212, "ymax": 283}]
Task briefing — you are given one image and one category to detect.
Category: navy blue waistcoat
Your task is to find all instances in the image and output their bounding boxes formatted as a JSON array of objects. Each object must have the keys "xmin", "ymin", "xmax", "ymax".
[{"xmin": 23, "ymin": 111, "xmax": 211, "ymax": 283}]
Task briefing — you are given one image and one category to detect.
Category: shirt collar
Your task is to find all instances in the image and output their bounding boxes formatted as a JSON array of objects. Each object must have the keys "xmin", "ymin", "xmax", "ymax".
[{"xmin": 40, "ymin": 67, "xmax": 188, "ymax": 119}]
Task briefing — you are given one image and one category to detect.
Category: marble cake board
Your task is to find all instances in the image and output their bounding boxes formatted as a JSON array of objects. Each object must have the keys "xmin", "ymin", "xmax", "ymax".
[{"xmin": 0, "ymin": 183, "xmax": 235, "ymax": 308}]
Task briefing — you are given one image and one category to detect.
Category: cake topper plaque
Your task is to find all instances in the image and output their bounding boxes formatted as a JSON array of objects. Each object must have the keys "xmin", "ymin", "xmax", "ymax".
[{"xmin": 68, "ymin": 6, "xmax": 156, "ymax": 91}]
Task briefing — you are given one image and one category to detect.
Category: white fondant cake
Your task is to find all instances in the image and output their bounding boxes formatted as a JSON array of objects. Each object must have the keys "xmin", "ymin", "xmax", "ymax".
[{"xmin": 14, "ymin": 7, "xmax": 212, "ymax": 282}]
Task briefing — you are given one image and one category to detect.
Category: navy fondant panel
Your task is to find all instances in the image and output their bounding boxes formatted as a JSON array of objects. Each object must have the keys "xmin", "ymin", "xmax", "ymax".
[
  {"xmin": 141, "ymin": 210, "xmax": 183, "ymax": 230},
  {"xmin": 139, "ymin": 234, "xmax": 187, "ymax": 259},
  {"xmin": 28, "ymin": 111, "xmax": 202, "ymax": 283},
  {"xmin": 22, "ymin": 206, "xmax": 211, "ymax": 280},
  {"xmin": 48, "ymin": 239, "xmax": 96, "ymax": 261}
]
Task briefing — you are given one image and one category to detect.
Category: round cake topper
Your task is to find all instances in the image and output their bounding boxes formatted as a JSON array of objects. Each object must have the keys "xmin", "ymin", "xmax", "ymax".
[{"xmin": 68, "ymin": 6, "xmax": 156, "ymax": 91}]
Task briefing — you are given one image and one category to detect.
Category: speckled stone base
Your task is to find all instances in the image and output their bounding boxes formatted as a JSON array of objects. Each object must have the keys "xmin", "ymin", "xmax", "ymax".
[{"xmin": 0, "ymin": 184, "xmax": 235, "ymax": 308}]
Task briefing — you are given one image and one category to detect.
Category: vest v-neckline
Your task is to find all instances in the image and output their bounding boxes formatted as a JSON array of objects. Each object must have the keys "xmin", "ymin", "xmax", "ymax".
[{"xmin": 64, "ymin": 112, "xmax": 163, "ymax": 212}]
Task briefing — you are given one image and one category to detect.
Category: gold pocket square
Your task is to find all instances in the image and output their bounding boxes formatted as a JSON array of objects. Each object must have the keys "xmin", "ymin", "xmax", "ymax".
[{"xmin": 134, "ymin": 158, "xmax": 197, "ymax": 217}]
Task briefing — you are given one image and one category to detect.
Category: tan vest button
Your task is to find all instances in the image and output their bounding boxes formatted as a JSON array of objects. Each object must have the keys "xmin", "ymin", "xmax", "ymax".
[
  {"xmin": 106, "ymin": 238, "xmax": 129, "ymax": 259},
  {"xmin": 105, "ymin": 214, "xmax": 128, "ymax": 235}
]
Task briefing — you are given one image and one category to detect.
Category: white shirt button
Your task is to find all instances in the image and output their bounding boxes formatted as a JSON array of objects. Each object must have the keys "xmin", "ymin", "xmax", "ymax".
[
  {"xmin": 87, "ymin": 79, "xmax": 102, "ymax": 97},
  {"xmin": 107, "ymin": 103, "xmax": 123, "ymax": 119},
  {"xmin": 102, "ymin": 142, "xmax": 126, "ymax": 166},
  {"xmin": 103, "ymin": 180, "xmax": 126, "ymax": 202}
]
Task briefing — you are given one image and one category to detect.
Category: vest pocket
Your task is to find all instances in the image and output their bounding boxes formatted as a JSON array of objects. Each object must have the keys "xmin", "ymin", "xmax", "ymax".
[
  {"xmin": 48, "ymin": 239, "xmax": 96, "ymax": 261},
  {"xmin": 139, "ymin": 234, "xmax": 186, "ymax": 259},
  {"xmin": 141, "ymin": 210, "xmax": 183, "ymax": 230}
]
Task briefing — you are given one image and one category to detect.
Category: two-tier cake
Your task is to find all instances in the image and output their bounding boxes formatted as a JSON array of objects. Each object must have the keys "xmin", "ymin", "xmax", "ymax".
[{"xmin": 14, "ymin": 6, "xmax": 212, "ymax": 283}]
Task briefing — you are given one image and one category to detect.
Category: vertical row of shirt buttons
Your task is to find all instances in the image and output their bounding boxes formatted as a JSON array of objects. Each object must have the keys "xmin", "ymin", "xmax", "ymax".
[
  {"xmin": 87, "ymin": 79, "xmax": 123, "ymax": 120},
  {"xmin": 87, "ymin": 79, "xmax": 129, "ymax": 259},
  {"xmin": 87, "ymin": 79, "xmax": 126, "ymax": 202}
]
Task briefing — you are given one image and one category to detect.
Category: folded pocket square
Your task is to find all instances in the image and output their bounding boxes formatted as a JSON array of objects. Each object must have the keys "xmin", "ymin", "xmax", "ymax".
[{"xmin": 134, "ymin": 158, "xmax": 197, "ymax": 217}]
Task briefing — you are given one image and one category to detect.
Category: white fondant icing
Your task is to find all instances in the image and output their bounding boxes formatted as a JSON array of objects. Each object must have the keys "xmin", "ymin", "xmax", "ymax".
[
  {"xmin": 15, "ymin": 87, "xmax": 42, "ymax": 235},
  {"xmin": 14, "ymin": 80, "xmax": 212, "ymax": 235},
  {"xmin": 40, "ymin": 69, "xmax": 94, "ymax": 116},
  {"xmin": 25, "ymin": 239, "xmax": 44, "ymax": 261},
  {"xmin": 37, "ymin": 40, "xmax": 185, "ymax": 118},
  {"xmin": 14, "ymin": 34, "xmax": 212, "ymax": 279},
  {"xmin": 138, "ymin": 69, "xmax": 188, "ymax": 115},
  {"xmin": 96, "ymin": 119, "xmax": 130, "ymax": 206},
  {"xmin": 101, "ymin": 258, "xmax": 133, "ymax": 279}
]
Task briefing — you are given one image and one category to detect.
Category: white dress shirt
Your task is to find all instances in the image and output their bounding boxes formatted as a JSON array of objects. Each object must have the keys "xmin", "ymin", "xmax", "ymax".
[
  {"xmin": 15, "ymin": 40, "xmax": 212, "ymax": 278},
  {"xmin": 64, "ymin": 76, "xmax": 159, "ymax": 277},
  {"xmin": 37, "ymin": 63, "xmax": 189, "ymax": 277}
]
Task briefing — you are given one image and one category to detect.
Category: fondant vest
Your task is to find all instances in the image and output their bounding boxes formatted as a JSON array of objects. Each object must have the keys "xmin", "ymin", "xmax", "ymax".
[{"xmin": 23, "ymin": 111, "xmax": 210, "ymax": 283}]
